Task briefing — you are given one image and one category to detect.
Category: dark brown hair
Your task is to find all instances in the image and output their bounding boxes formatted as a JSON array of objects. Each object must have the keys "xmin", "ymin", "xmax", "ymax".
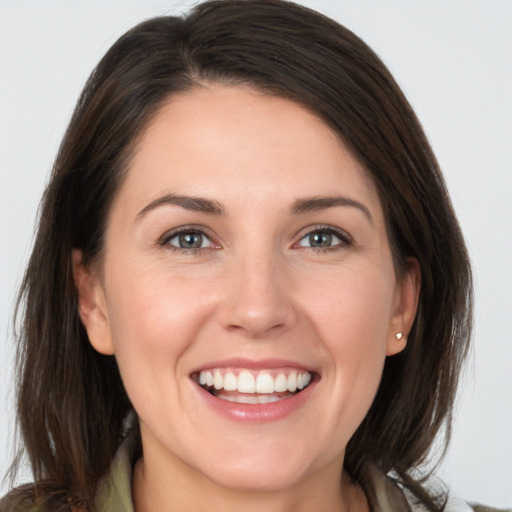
[{"xmin": 2, "ymin": 1, "xmax": 472, "ymax": 510}]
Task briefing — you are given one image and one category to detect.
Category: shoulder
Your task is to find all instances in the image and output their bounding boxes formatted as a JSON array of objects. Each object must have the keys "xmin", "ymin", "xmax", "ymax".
[
  {"xmin": 405, "ymin": 490, "xmax": 511, "ymax": 512},
  {"xmin": 1, "ymin": 431, "xmax": 137, "ymax": 512},
  {"xmin": 0, "ymin": 488, "xmax": 38, "ymax": 512},
  {"xmin": 0, "ymin": 496, "xmax": 39, "ymax": 512},
  {"xmin": 470, "ymin": 506, "xmax": 512, "ymax": 512},
  {"xmin": 0, "ymin": 494, "xmax": 71, "ymax": 512},
  {"xmin": 369, "ymin": 468, "xmax": 510, "ymax": 512}
]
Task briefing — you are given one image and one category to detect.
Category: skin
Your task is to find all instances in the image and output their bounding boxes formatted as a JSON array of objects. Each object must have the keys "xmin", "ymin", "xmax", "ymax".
[{"xmin": 74, "ymin": 85, "xmax": 420, "ymax": 512}]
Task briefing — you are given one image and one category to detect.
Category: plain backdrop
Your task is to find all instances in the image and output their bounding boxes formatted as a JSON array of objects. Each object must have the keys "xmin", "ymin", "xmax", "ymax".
[{"xmin": 0, "ymin": 0, "xmax": 511, "ymax": 507}]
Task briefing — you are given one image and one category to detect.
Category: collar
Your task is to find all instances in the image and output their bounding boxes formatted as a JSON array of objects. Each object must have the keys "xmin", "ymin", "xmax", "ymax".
[
  {"xmin": 94, "ymin": 434, "xmax": 136, "ymax": 512},
  {"xmin": 94, "ymin": 434, "xmax": 413, "ymax": 512}
]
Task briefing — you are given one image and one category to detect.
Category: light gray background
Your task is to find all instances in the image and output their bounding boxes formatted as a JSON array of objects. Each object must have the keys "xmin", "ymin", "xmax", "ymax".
[{"xmin": 1, "ymin": 0, "xmax": 511, "ymax": 507}]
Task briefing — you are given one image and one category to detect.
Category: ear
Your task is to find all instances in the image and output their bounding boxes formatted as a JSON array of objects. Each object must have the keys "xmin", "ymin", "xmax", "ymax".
[
  {"xmin": 72, "ymin": 249, "xmax": 115, "ymax": 355},
  {"xmin": 386, "ymin": 258, "xmax": 421, "ymax": 356}
]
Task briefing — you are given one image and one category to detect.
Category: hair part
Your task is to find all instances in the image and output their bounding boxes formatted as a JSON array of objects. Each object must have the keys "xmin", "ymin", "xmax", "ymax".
[{"xmin": 2, "ymin": 1, "xmax": 472, "ymax": 511}]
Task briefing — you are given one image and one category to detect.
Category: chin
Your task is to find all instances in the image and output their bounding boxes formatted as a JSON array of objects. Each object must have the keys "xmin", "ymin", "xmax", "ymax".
[
  {"xmin": 207, "ymin": 463, "xmax": 309, "ymax": 493},
  {"xmin": 193, "ymin": 441, "xmax": 321, "ymax": 492}
]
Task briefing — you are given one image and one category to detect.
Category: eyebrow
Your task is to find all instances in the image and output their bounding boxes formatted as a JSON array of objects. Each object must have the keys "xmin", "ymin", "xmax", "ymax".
[
  {"xmin": 290, "ymin": 196, "xmax": 373, "ymax": 224},
  {"xmin": 136, "ymin": 193, "xmax": 373, "ymax": 224},
  {"xmin": 136, "ymin": 194, "xmax": 225, "ymax": 220}
]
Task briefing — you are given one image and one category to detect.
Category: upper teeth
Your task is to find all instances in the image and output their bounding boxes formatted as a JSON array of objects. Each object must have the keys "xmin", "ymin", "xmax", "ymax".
[{"xmin": 198, "ymin": 369, "xmax": 311, "ymax": 394}]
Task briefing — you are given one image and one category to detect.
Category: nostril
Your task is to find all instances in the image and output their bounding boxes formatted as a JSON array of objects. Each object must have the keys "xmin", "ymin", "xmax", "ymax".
[{"xmin": 226, "ymin": 319, "xmax": 288, "ymax": 337}]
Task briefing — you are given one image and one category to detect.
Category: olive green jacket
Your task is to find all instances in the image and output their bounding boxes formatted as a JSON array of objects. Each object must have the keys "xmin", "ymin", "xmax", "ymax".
[
  {"xmin": 93, "ymin": 437, "xmax": 510, "ymax": 512},
  {"xmin": 2, "ymin": 436, "xmax": 510, "ymax": 511}
]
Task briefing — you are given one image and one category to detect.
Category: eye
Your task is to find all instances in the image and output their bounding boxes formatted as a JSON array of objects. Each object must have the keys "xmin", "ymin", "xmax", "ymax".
[
  {"xmin": 162, "ymin": 229, "xmax": 215, "ymax": 251},
  {"xmin": 296, "ymin": 227, "xmax": 351, "ymax": 249}
]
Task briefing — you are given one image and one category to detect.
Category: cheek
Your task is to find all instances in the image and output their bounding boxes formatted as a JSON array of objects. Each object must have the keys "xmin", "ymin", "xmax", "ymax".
[
  {"xmin": 303, "ymin": 264, "xmax": 394, "ymax": 412},
  {"xmin": 106, "ymin": 259, "xmax": 212, "ymax": 335},
  {"xmin": 102, "ymin": 266, "xmax": 215, "ymax": 391},
  {"xmin": 305, "ymin": 262, "xmax": 395, "ymax": 345}
]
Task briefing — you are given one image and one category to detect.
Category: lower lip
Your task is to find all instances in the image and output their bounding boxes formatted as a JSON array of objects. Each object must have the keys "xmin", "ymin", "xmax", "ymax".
[{"xmin": 193, "ymin": 380, "xmax": 317, "ymax": 422}]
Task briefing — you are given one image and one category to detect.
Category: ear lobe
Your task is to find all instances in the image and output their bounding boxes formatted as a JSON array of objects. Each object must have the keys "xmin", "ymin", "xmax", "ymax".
[
  {"xmin": 72, "ymin": 249, "xmax": 115, "ymax": 355},
  {"xmin": 386, "ymin": 258, "xmax": 421, "ymax": 356}
]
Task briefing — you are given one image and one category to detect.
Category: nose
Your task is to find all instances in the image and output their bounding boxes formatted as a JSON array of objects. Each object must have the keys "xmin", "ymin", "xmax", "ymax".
[{"xmin": 218, "ymin": 251, "xmax": 298, "ymax": 338}]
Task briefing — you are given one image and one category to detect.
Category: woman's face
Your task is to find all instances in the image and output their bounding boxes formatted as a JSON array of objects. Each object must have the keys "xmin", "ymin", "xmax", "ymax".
[{"xmin": 77, "ymin": 85, "xmax": 418, "ymax": 493}]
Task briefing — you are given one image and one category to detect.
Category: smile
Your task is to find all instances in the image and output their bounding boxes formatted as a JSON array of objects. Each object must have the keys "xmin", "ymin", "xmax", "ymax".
[{"xmin": 194, "ymin": 368, "xmax": 313, "ymax": 404}]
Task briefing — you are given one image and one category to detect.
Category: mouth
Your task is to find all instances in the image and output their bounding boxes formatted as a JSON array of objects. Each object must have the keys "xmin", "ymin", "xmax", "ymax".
[{"xmin": 192, "ymin": 368, "xmax": 314, "ymax": 404}]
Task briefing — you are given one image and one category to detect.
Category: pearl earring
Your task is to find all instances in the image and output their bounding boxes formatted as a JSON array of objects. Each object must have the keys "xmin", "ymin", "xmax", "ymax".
[{"xmin": 395, "ymin": 332, "xmax": 403, "ymax": 340}]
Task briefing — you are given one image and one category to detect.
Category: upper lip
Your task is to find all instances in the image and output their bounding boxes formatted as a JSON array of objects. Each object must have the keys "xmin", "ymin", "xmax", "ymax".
[{"xmin": 190, "ymin": 357, "xmax": 316, "ymax": 375}]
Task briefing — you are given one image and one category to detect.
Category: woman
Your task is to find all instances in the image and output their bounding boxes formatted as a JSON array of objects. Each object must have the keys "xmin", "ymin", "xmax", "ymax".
[{"xmin": 0, "ymin": 1, "xmax": 503, "ymax": 511}]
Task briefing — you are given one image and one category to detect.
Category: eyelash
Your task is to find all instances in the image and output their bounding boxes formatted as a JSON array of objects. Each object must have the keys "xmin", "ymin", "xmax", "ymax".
[
  {"xmin": 295, "ymin": 225, "xmax": 353, "ymax": 252},
  {"xmin": 159, "ymin": 226, "xmax": 216, "ymax": 255},
  {"xmin": 159, "ymin": 225, "xmax": 352, "ymax": 254}
]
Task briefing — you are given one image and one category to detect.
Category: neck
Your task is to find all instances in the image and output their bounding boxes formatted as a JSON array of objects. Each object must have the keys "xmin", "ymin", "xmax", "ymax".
[{"xmin": 132, "ymin": 454, "xmax": 369, "ymax": 512}]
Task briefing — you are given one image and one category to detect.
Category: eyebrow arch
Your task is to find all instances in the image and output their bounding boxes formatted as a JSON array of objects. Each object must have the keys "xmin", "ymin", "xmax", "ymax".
[
  {"xmin": 290, "ymin": 196, "xmax": 374, "ymax": 224},
  {"xmin": 136, "ymin": 194, "xmax": 225, "ymax": 220}
]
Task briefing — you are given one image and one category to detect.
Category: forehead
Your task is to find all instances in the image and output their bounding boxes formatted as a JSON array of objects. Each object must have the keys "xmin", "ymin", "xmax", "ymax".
[{"xmin": 115, "ymin": 84, "xmax": 382, "ymax": 220}]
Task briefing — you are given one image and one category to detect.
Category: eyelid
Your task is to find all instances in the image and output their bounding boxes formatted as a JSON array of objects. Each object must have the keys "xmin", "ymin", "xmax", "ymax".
[
  {"xmin": 158, "ymin": 225, "xmax": 220, "ymax": 250},
  {"xmin": 157, "ymin": 224, "xmax": 352, "ymax": 252},
  {"xmin": 293, "ymin": 225, "xmax": 353, "ymax": 249}
]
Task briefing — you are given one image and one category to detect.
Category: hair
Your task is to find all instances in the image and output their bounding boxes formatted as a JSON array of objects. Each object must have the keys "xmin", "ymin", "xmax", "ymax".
[{"xmin": 2, "ymin": 1, "xmax": 472, "ymax": 510}]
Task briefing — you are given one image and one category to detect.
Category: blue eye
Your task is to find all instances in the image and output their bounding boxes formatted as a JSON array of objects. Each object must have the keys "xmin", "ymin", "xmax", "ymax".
[
  {"xmin": 165, "ymin": 230, "xmax": 213, "ymax": 250},
  {"xmin": 297, "ymin": 228, "xmax": 350, "ymax": 249}
]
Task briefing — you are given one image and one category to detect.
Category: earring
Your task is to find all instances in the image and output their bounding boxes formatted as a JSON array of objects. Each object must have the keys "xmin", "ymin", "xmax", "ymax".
[{"xmin": 395, "ymin": 332, "xmax": 403, "ymax": 340}]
